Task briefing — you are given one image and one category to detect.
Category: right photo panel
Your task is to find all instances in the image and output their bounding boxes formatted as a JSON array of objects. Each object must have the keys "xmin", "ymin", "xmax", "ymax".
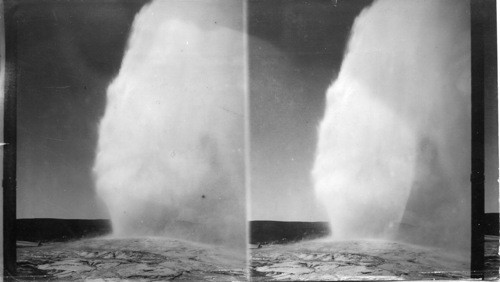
[{"xmin": 249, "ymin": 0, "xmax": 497, "ymax": 280}]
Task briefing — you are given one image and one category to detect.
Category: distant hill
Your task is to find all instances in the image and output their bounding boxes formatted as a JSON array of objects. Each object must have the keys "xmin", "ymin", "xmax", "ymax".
[
  {"xmin": 17, "ymin": 218, "xmax": 111, "ymax": 242},
  {"xmin": 14, "ymin": 213, "xmax": 498, "ymax": 244},
  {"xmin": 251, "ymin": 213, "xmax": 498, "ymax": 245},
  {"xmin": 250, "ymin": 221, "xmax": 330, "ymax": 245}
]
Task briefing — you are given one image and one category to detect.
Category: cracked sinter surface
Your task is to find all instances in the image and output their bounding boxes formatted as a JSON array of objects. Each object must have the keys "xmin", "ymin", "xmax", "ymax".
[
  {"xmin": 251, "ymin": 237, "xmax": 499, "ymax": 281},
  {"xmin": 17, "ymin": 237, "xmax": 247, "ymax": 281}
]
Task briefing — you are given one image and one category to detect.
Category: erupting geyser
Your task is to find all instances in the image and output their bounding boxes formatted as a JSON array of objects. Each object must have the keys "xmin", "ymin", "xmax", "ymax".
[
  {"xmin": 93, "ymin": 0, "xmax": 245, "ymax": 250},
  {"xmin": 313, "ymin": 0, "xmax": 470, "ymax": 252}
]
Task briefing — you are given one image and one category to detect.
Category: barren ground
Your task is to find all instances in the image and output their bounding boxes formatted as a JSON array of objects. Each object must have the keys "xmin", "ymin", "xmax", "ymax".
[
  {"xmin": 17, "ymin": 237, "xmax": 247, "ymax": 281},
  {"xmin": 251, "ymin": 236, "xmax": 499, "ymax": 281}
]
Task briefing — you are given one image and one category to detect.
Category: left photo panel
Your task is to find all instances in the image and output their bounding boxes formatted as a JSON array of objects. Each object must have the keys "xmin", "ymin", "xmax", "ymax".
[{"xmin": 3, "ymin": 0, "xmax": 247, "ymax": 280}]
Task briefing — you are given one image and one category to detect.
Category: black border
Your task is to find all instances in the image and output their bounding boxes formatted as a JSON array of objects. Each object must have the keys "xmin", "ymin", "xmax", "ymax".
[
  {"xmin": 470, "ymin": 0, "xmax": 485, "ymax": 278},
  {"xmin": 471, "ymin": 0, "xmax": 497, "ymax": 279},
  {"xmin": 3, "ymin": 0, "xmax": 18, "ymax": 278}
]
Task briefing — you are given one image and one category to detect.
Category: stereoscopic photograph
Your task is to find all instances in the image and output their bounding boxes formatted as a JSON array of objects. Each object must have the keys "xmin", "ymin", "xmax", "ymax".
[
  {"xmin": 249, "ymin": 0, "xmax": 498, "ymax": 280},
  {"xmin": 3, "ymin": 0, "xmax": 247, "ymax": 280},
  {"xmin": 1, "ymin": 0, "xmax": 498, "ymax": 281}
]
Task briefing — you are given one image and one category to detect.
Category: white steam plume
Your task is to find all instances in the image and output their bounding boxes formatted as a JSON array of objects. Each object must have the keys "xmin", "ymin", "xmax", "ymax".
[
  {"xmin": 93, "ymin": 0, "xmax": 245, "ymax": 251},
  {"xmin": 313, "ymin": 0, "xmax": 470, "ymax": 253}
]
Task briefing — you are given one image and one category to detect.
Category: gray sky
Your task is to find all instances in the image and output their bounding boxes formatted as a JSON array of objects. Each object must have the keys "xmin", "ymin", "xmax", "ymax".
[
  {"xmin": 15, "ymin": 0, "xmax": 149, "ymax": 219},
  {"xmin": 10, "ymin": 0, "xmax": 498, "ymax": 220},
  {"xmin": 249, "ymin": 0, "xmax": 498, "ymax": 221},
  {"xmin": 249, "ymin": 0, "xmax": 375, "ymax": 221}
]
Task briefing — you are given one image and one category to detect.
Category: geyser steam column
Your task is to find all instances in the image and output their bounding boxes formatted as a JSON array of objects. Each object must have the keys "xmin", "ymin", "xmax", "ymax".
[
  {"xmin": 94, "ymin": 0, "xmax": 245, "ymax": 249},
  {"xmin": 313, "ymin": 0, "xmax": 471, "ymax": 252}
]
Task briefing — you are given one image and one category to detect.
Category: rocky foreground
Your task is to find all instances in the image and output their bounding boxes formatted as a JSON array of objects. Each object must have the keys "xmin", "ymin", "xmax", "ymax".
[
  {"xmin": 14, "ymin": 235, "xmax": 499, "ymax": 281},
  {"xmin": 17, "ymin": 237, "xmax": 247, "ymax": 281},
  {"xmin": 251, "ymin": 236, "xmax": 499, "ymax": 281}
]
